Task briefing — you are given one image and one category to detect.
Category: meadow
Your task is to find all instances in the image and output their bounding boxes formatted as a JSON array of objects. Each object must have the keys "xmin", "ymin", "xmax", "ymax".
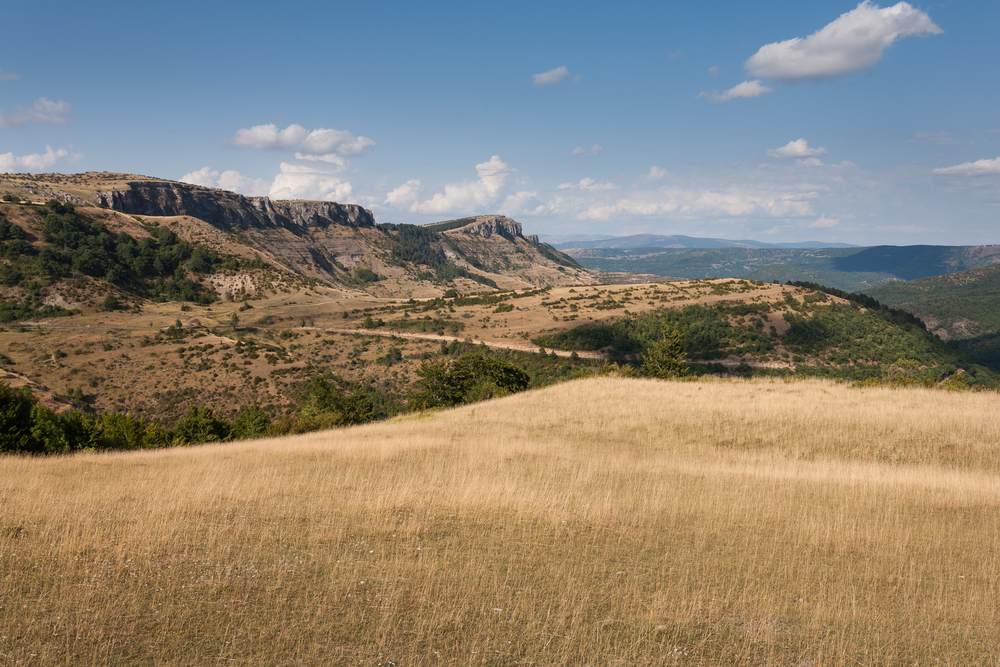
[{"xmin": 3, "ymin": 377, "xmax": 1000, "ymax": 665}]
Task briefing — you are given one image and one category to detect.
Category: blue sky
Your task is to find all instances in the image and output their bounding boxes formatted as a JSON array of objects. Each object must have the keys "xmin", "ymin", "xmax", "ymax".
[{"xmin": 2, "ymin": 0, "xmax": 999, "ymax": 245}]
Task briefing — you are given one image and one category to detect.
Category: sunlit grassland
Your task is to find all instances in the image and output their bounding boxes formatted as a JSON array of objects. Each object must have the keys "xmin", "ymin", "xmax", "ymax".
[{"xmin": 3, "ymin": 377, "xmax": 1000, "ymax": 665}]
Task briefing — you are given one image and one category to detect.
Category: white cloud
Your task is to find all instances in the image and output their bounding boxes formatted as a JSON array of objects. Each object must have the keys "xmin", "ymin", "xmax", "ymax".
[
  {"xmin": 933, "ymin": 157, "xmax": 1000, "ymax": 176},
  {"xmin": 180, "ymin": 163, "xmax": 352, "ymax": 200},
  {"xmin": 0, "ymin": 98, "xmax": 74, "ymax": 128},
  {"xmin": 384, "ymin": 179, "xmax": 422, "ymax": 208},
  {"xmin": 500, "ymin": 191, "xmax": 547, "ymax": 216},
  {"xmin": 698, "ymin": 79, "xmax": 773, "ymax": 103},
  {"xmin": 228, "ymin": 123, "xmax": 375, "ymax": 158},
  {"xmin": 410, "ymin": 155, "xmax": 513, "ymax": 215},
  {"xmin": 269, "ymin": 162, "xmax": 353, "ymax": 201},
  {"xmin": 745, "ymin": 1, "xmax": 942, "ymax": 83},
  {"xmin": 0, "ymin": 145, "xmax": 76, "ymax": 173},
  {"xmin": 768, "ymin": 138, "xmax": 828, "ymax": 158},
  {"xmin": 0, "ymin": 69, "xmax": 17, "ymax": 82},
  {"xmin": 218, "ymin": 171, "xmax": 271, "ymax": 196},
  {"xmin": 180, "ymin": 167, "xmax": 271, "ymax": 196},
  {"xmin": 708, "ymin": 65, "xmax": 720, "ymax": 77},
  {"xmin": 532, "ymin": 66, "xmax": 570, "ymax": 86},
  {"xmin": 796, "ymin": 157, "xmax": 825, "ymax": 167},
  {"xmin": 645, "ymin": 166, "xmax": 667, "ymax": 180},
  {"xmin": 179, "ymin": 167, "xmax": 218, "ymax": 188},
  {"xmin": 810, "ymin": 214, "xmax": 840, "ymax": 228},
  {"xmin": 571, "ymin": 144, "xmax": 603, "ymax": 157}
]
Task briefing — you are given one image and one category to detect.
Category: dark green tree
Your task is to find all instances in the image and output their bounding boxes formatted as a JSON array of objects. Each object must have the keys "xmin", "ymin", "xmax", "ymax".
[{"xmin": 641, "ymin": 323, "xmax": 688, "ymax": 379}]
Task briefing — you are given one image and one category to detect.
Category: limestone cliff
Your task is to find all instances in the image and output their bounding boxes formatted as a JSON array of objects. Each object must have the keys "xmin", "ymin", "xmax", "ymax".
[
  {"xmin": 92, "ymin": 181, "xmax": 375, "ymax": 231},
  {"xmin": 459, "ymin": 215, "xmax": 528, "ymax": 241}
]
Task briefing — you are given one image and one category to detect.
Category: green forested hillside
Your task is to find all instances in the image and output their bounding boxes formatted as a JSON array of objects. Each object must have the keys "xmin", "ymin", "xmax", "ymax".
[
  {"xmin": 868, "ymin": 264, "xmax": 1000, "ymax": 339},
  {"xmin": 534, "ymin": 286, "xmax": 997, "ymax": 385}
]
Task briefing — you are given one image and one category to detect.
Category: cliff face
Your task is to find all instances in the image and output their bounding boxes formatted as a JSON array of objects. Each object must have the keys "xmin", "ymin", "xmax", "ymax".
[
  {"xmin": 93, "ymin": 181, "xmax": 375, "ymax": 231},
  {"xmin": 459, "ymin": 215, "xmax": 527, "ymax": 241}
]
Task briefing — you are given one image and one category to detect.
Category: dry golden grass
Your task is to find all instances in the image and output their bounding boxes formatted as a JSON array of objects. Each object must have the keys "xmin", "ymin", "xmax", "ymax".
[{"xmin": 3, "ymin": 378, "xmax": 1000, "ymax": 665}]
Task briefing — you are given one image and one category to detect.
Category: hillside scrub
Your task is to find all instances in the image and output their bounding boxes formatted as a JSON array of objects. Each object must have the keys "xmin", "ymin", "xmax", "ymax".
[
  {"xmin": 0, "ymin": 347, "xmax": 537, "ymax": 454},
  {"xmin": 533, "ymin": 290, "xmax": 998, "ymax": 386},
  {"xmin": 4, "ymin": 378, "xmax": 1000, "ymax": 664},
  {"xmin": 0, "ymin": 201, "xmax": 247, "ymax": 308}
]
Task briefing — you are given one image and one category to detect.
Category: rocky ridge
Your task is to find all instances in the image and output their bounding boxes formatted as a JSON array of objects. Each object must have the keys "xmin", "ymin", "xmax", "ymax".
[
  {"xmin": 454, "ymin": 215, "xmax": 540, "ymax": 244},
  {"xmin": 92, "ymin": 180, "xmax": 375, "ymax": 231}
]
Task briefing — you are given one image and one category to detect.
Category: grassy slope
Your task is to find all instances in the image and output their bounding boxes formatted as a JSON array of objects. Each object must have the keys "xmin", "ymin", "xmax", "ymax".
[{"xmin": 3, "ymin": 377, "xmax": 1000, "ymax": 665}]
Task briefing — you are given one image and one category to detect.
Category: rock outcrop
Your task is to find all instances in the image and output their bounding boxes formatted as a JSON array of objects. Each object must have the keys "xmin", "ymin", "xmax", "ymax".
[
  {"xmin": 93, "ymin": 181, "xmax": 375, "ymax": 231},
  {"xmin": 460, "ymin": 215, "xmax": 524, "ymax": 240}
]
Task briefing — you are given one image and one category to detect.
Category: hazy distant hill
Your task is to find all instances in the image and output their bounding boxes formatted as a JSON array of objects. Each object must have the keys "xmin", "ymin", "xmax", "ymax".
[
  {"xmin": 566, "ymin": 245, "xmax": 1000, "ymax": 292},
  {"xmin": 552, "ymin": 233, "xmax": 857, "ymax": 250}
]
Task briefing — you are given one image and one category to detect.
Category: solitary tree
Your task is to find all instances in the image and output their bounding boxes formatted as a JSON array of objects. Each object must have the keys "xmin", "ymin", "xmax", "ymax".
[{"xmin": 641, "ymin": 323, "xmax": 687, "ymax": 379}]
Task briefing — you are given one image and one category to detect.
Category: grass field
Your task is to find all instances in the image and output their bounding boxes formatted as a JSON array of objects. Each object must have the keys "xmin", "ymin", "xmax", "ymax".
[{"xmin": 3, "ymin": 377, "xmax": 1000, "ymax": 665}]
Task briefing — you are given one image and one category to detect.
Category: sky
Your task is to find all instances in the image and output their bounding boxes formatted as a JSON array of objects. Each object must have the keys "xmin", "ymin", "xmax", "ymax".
[{"xmin": 2, "ymin": 0, "xmax": 999, "ymax": 246}]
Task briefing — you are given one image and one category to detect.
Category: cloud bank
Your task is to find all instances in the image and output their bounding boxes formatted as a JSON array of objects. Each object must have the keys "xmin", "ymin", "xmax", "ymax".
[
  {"xmin": 0, "ymin": 146, "xmax": 76, "ymax": 173},
  {"xmin": 933, "ymin": 157, "xmax": 1000, "ymax": 176},
  {"xmin": 745, "ymin": 1, "xmax": 942, "ymax": 83},
  {"xmin": 181, "ymin": 162, "xmax": 353, "ymax": 202},
  {"xmin": 408, "ymin": 155, "xmax": 513, "ymax": 215}
]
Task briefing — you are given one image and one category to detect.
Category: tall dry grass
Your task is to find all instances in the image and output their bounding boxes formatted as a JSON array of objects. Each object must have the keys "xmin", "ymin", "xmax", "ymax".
[{"xmin": 3, "ymin": 377, "xmax": 1000, "ymax": 665}]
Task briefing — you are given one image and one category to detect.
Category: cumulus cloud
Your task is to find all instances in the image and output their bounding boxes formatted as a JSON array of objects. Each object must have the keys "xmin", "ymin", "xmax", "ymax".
[
  {"xmin": 500, "ymin": 191, "xmax": 547, "ymax": 216},
  {"xmin": 571, "ymin": 144, "xmax": 603, "ymax": 157},
  {"xmin": 0, "ymin": 145, "xmax": 76, "ymax": 173},
  {"xmin": 181, "ymin": 162, "xmax": 352, "ymax": 201},
  {"xmin": 179, "ymin": 167, "xmax": 271, "ymax": 196},
  {"xmin": 532, "ymin": 66, "xmax": 570, "ymax": 86},
  {"xmin": 0, "ymin": 69, "xmax": 17, "ymax": 82},
  {"xmin": 796, "ymin": 157, "xmax": 825, "ymax": 167},
  {"xmin": 745, "ymin": 1, "xmax": 942, "ymax": 83},
  {"xmin": 0, "ymin": 98, "xmax": 74, "ymax": 128},
  {"xmin": 645, "ymin": 166, "xmax": 667, "ymax": 180},
  {"xmin": 384, "ymin": 179, "xmax": 422, "ymax": 208},
  {"xmin": 697, "ymin": 79, "xmax": 773, "ymax": 103},
  {"xmin": 933, "ymin": 157, "xmax": 1000, "ymax": 176},
  {"xmin": 768, "ymin": 139, "xmax": 828, "ymax": 158},
  {"xmin": 228, "ymin": 123, "xmax": 375, "ymax": 158},
  {"xmin": 409, "ymin": 155, "xmax": 513, "ymax": 215},
  {"xmin": 708, "ymin": 65, "xmax": 720, "ymax": 77},
  {"xmin": 269, "ymin": 162, "xmax": 353, "ymax": 201}
]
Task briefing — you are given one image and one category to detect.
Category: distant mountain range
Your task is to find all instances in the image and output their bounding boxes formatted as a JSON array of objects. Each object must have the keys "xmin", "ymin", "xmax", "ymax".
[
  {"xmin": 564, "ymin": 245, "xmax": 1000, "ymax": 293},
  {"xmin": 541, "ymin": 233, "xmax": 858, "ymax": 250}
]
